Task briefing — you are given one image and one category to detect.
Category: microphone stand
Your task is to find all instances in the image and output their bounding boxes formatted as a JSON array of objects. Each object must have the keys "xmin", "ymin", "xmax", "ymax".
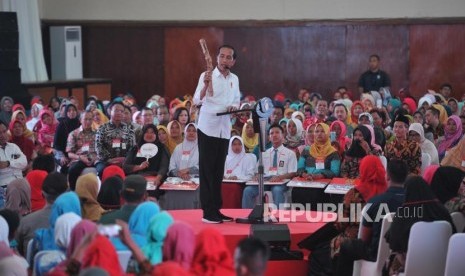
[{"xmin": 217, "ymin": 107, "xmax": 270, "ymax": 224}]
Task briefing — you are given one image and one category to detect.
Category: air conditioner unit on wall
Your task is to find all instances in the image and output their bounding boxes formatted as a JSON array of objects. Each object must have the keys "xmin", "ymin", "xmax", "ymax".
[{"xmin": 50, "ymin": 26, "xmax": 83, "ymax": 80}]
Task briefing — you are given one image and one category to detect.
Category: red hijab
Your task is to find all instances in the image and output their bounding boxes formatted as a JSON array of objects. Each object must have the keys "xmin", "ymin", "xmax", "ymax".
[
  {"xmin": 403, "ymin": 97, "xmax": 417, "ymax": 115},
  {"xmin": 351, "ymin": 101, "xmax": 364, "ymax": 124},
  {"xmin": 8, "ymin": 119, "xmax": 34, "ymax": 161},
  {"xmin": 356, "ymin": 156, "xmax": 387, "ymax": 201},
  {"xmin": 26, "ymin": 170, "xmax": 48, "ymax": 212},
  {"xmin": 81, "ymin": 234, "xmax": 123, "ymax": 276},
  {"xmin": 330, "ymin": 120, "xmax": 350, "ymax": 155},
  {"xmin": 102, "ymin": 165, "xmax": 126, "ymax": 182},
  {"xmin": 191, "ymin": 228, "xmax": 234, "ymax": 276}
]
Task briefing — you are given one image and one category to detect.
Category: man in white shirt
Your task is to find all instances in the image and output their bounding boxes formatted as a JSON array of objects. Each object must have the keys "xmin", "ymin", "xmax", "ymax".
[
  {"xmin": 193, "ymin": 45, "xmax": 241, "ymax": 223},
  {"xmin": 0, "ymin": 120, "xmax": 27, "ymax": 208},
  {"xmin": 242, "ymin": 124, "xmax": 297, "ymax": 209}
]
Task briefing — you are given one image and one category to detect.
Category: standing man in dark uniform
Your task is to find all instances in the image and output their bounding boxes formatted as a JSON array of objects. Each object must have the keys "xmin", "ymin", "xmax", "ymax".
[
  {"xmin": 358, "ymin": 54, "xmax": 391, "ymax": 94},
  {"xmin": 194, "ymin": 45, "xmax": 241, "ymax": 223}
]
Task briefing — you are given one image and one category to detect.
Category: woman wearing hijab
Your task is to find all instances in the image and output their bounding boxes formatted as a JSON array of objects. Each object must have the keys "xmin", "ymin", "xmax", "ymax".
[
  {"xmin": 408, "ymin": 123, "xmax": 439, "ymax": 165},
  {"xmin": 26, "ymin": 170, "xmax": 48, "ymax": 212},
  {"xmin": 331, "ymin": 156, "xmax": 387, "ymax": 259},
  {"xmin": 384, "ymin": 176, "xmax": 454, "ymax": 275},
  {"xmin": 10, "ymin": 110, "xmax": 35, "ymax": 142},
  {"xmin": 350, "ymin": 101, "xmax": 364, "ymax": 127},
  {"xmin": 162, "ymin": 222, "xmax": 195, "ymax": 270},
  {"xmin": 285, "ymin": 118, "xmax": 304, "ymax": 155},
  {"xmin": 0, "ymin": 96, "xmax": 13, "ymax": 124},
  {"xmin": 191, "ymin": 227, "xmax": 235, "ymax": 276},
  {"xmin": 50, "ymin": 220, "xmax": 98, "ymax": 274},
  {"xmin": 341, "ymin": 125, "xmax": 377, "ymax": 178},
  {"xmin": 9, "ymin": 119, "xmax": 35, "ymax": 163},
  {"xmin": 97, "ymin": 176, "xmax": 123, "ymax": 211},
  {"xmin": 298, "ymin": 123, "xmax": 316, "ymax": 156},
  {"xmin": 157, "ymin": 125, "xmax": 177, "ymax": 155},
  {"xmin": 26, "ymin": 103, "xmax": 44, "ymax": 131},
  {"xmin": 35, "ymin": 213, "xmax": 82, "ymax": 276},
  {"xmin": 402, "ymin": 97, "xmax": 417, "ymax": 115},
  {"xmin": 0, "ymin": 241, "xmax": 28, "ymax": 276},
  {"xmin": 292, "ymin": 122, "xmax": 341, "ymax": 205},
  {"xmin": 92, "ymin": 108, "xmax": 108, "ymax": 130},
  {"xmin": 112, "ymin": 201, "xmax": 160, "ymax": 251},
  {"xmin": 430, "ymin": 166, "xmax": 465, "ymax": 214},
  {"xmin": 223, "ymin": 136, "xmax": 256, "ymax": 181},
  {"xmin": 167, "ymin": 120, "xmax": 183, "ymax": 145},
  {"xmin": 4, "ymin": 179, "xmax": 31, "ymax": 216},
  {"xmin": 34, "ymin": 191, "xmax": 82, "ymax": 251},
  {"xmin": 35, "ymin": 109, "xmax": 58, "ymax": 155},
  {"xmin": 142, "ymin": 211, "xmax": 174, "ymax": 265},
  {"xmin": 168, "ymin": 123, "xmax": 199, "ymax": 180},
  {"xmin": 437, "ymin": 115, "xmax": 463, "ymax": 161},
  {"xmin": 64, "ymin": 233, "xmax": 123, "ymax": 276},
  {"xmin": 53, "ymin": 104, "xmax": 81, "ymax": 173},
  {"xmin": 124, "ymin": 124, "xmax": 170, "ymax": 186},
  {"xmin": 441, "ymin": 135, "xmax": 465, "ymax": 171},
  {"xmin": 387, "ymin": 98, "xmax": 401, "ymax": 121},
  {"xmin": 279, "ymin": 118, "xmax": 289, "ymax": 137},
  {"xmin": 448, "ymin": 98, "xmax": 460, "ymax": 116},
  {"xmin": 241, "ymin": 119, "xmax": 259, "ymax": 153},
  {"xmin": 330, "ymin": 120, "xmax": 351, "ymax": 157},
  {"xmin": 75, "ymin": 173, "xmax": 104, "ymax": 221},
  {"xmin": 101, "ymin": 165, "xmax": 125, "ymax": 183}
]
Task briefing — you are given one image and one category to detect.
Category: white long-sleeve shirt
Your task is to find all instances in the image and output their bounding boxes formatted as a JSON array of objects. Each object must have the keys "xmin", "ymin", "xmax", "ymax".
[
  {"xmin": 193, "ymin": 67, "xmax": 240, "ymax": 139},
  {"xmin": 260, "ymin": 144, "xmax": 297, "ymax": 176},
  {"xmin": 0, "ymin": 142, "xmax": 27, "ymax": 186}
]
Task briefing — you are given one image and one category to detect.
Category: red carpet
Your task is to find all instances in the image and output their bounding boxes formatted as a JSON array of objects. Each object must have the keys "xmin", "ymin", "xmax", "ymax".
[{"xmin": 168, "ymin": 208, "xmax": 328, "ymax": 276}]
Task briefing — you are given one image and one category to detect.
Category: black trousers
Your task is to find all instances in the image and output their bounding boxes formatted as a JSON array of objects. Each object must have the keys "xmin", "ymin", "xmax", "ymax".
[
  {"xmin": 334, "ymin": 238, "xmax": 371, "ymax": 276},
  {"xmin": 68, "ymin": 160, "xmax": 89, "ymax": 190},
  {"xmin": 197, "ymin": 129, "xmax": 229, "ymax": 218}
]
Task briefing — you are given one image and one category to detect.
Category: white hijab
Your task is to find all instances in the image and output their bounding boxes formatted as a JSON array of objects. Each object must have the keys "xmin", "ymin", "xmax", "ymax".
[
  {"xmin": 54, "ymin": 213, "xmax": 82, "ymax": 250},
  {"xmin": 409, "ymin": 123, "xmax": 439, "ymax": 165},
  {"xmin": 226, "ymin": 136, "xmax": 246, "ymax": 166},
  {"xmin": 178, "ymin": 123, "xmax": 199, "ymax": 169},
  {"xmin": 0, "ymin": 216, "xmax": 8, "ymax": 243}
]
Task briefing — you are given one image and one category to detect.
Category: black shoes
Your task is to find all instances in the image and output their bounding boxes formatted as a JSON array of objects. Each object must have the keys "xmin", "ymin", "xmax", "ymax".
[
  {"xmin": 202, "ymin": 216, "xmax": 223, "ymax": 224},
  {"xmin": 202, "ymin": 212, "xmax": 234, "ymax": 223},
  {"xmin": 218, "ymin": 212, "xmax": 234, "ymax": 222}
]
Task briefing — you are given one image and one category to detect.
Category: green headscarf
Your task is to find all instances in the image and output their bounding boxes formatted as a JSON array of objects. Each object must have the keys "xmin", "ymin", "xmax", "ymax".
[{"xmin": 142, "ymin": 211, "xmax": 174, "ymax": 265}]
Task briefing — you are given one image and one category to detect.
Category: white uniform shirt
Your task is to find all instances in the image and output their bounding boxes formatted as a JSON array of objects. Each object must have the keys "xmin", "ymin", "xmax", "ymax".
[
  {"xmin": 0, "ymin": 142, "xmax": 27, "ymax": 185},
  {"xmin": 193, "ymin": 67, "xmax": 240, "ymax": 139},
  {"xmin": 260, "ymin": 145, "xmax": 297, "ymax": 176}
]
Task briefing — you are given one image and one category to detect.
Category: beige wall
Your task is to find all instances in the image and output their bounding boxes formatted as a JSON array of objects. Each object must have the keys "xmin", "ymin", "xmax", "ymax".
[{"xmin": 40, "ymin": 0, "xmax": 465, "ymax": 21}]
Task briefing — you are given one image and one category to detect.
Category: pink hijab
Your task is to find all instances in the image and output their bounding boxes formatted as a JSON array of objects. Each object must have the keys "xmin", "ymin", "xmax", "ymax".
[
  {"xmin": 363, "ymin": 124, "xmax": 382, "ymax": 152},
  {"xmin": 162, "ymin": 222, "xmax": 195, "ymax": 270},
  {"xmin": 438, "ymin": 115, "xmax": 463, "ymax": 155}
]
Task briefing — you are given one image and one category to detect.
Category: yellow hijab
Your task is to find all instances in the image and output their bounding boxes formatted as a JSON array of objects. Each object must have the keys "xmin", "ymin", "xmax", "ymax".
[
  {"xmin": 309, "ymin": 123, "xmax": 337, "ymax": 159},
  {"xmin": 241, "ymin": 119, "xmax": 259, "ymax": 152},
  {"xmin": 157, "ymin": 125, "xmax": 177, "ymax": 154},
  {"xmin": 92, "ymin": 109, "xmax": 109, "ymax": 130},
  {"xmin": 167, "ymin": 120, "xmax": 183, "ymax": 145},
  {"xmin": 75, "ymin": 173, "xmax": 104, "ymax": 222},
  {"xmin": 432, "ymin": 103, "xmax": 448, "ymax": 125}
]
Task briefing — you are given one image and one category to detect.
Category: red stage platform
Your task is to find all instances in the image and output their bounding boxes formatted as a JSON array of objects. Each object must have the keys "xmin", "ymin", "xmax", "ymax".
[{"xmin": 168, "ymin": 209, "xmax": 328, "ymax": 276}]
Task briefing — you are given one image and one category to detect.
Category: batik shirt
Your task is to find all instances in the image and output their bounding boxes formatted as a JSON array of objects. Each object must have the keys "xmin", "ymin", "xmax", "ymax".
[{"xmin": 95, "ymin": 121, "xmax": 135, "ymax": 162}]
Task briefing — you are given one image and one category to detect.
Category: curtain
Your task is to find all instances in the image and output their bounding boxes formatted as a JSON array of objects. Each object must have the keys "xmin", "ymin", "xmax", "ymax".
[{"xmin": 1, "ymin": 0, "xmax": 48, "ymax": 82}]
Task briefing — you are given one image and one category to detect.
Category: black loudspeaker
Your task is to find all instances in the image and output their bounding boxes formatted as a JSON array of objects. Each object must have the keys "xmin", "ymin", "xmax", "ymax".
[
  {"xmin": 0, "ymin": 68, "xmax": 21, "ymax": 94},
  {"xmin": 250, "ymin": 224, "xmax": 303, "ymax": 260},
  {"xmin": 0, "ymin": 12, "xmax": 18, "ymax": 31},
  {"xmin": 250, "ymin": 224, "xmax": 291, "ymax": 249},
  {"xmin": 0, "ymin": 49, "xmax": 19, "ymax": 69}
]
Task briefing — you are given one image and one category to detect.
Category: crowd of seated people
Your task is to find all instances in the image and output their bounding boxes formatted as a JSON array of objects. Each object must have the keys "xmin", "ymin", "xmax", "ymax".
[{"xmin": 1, "ymin": 82, "xmax": 465, "ymax": 275}]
